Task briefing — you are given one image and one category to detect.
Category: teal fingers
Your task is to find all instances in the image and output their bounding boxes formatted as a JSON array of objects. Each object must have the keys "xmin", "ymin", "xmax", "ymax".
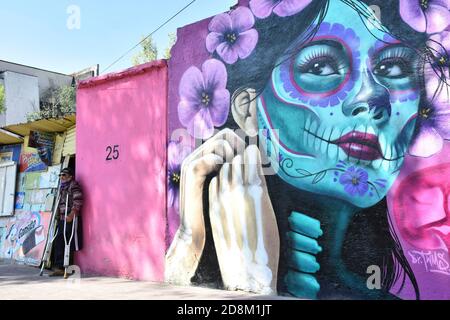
[
  {"xmin": 288, "ymin": 211, "xmax": 323, "ymax": 238},
  {"xmin": 287, "ymin": 231, "xmax": 323, "ymax": 254}
]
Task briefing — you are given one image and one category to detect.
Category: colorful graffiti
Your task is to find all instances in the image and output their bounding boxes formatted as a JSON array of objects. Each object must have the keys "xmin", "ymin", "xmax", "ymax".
[
  {"xmin": 0, "ymin": 211, "xmax": 51, "ymax": 266},
  {"xmin": 0, "ymin": 144, "xmax": 22, "ymax": 163},
  {"xmin": 166, "ymin": 0, "xmax": 450, "ymax": 300},
  {"xmin": 388, "ymin": 141, "xmax": 450, "ymax": 299},
  {"xmin": 28, "ymin": 131, "xmax": 56, "ymax": 167},
  {"xmin": 20, "ymin": 152, "xmax": 48, "ymax": 173}
]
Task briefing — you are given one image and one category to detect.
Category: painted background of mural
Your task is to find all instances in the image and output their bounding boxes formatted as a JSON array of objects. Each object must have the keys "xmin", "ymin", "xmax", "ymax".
[
  {"xmin": 76, "ymin": 61, "xmax": 167, "ymax": 281},
  {"xmin": 166, "ymin": 0, "xmax": 450, "ymax": 300},
  {"xmin": 388, "ymin": 141, "xmax": 450, "ymax": 300}
]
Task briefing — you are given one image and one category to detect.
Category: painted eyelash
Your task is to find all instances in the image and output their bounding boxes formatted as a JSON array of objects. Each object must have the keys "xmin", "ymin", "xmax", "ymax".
[
  {"xmin": 373, "ymin": 46, "xmax": 418, "ymax": 79},
  {"xmin": 296, "ymin": 47, "xmax": 348, "ymax": 73},
  {"xmin": 375, "ymin": 46, "xmax": 415, "ymax": 64}
]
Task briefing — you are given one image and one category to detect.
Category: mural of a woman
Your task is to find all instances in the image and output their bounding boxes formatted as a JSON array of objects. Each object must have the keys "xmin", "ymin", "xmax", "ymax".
[{"xmin": 166, "ymin": 0, "xmax": 450, "ymax": 300}]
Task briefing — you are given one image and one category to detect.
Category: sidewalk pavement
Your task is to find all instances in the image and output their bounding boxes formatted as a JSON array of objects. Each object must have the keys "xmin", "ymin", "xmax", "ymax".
[{"xmin": 0, "ymin": 261, "xmax": 291, "ymax": 300}]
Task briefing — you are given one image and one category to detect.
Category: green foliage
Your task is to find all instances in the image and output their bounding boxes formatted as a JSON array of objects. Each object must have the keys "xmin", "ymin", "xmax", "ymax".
[
  {"xmin": 27, "ymin": 85, "xmax": 76, "ymax": 122},
  {"xmin": 132, "ymin": 36, "xmax": 158, "ymax": 66},
  {"xmin": 0, "ymin": 84, "xmax": 5, "ymax": 114},
  {"xmin": 163, "ymin": 33, "xmax": 177, "ymax": 60}
]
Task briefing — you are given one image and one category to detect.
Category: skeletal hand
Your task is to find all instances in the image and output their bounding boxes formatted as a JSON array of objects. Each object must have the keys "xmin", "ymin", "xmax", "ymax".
[{"xmin": 209, "ymin": 144, "xmax": 279, "ymax": 294}]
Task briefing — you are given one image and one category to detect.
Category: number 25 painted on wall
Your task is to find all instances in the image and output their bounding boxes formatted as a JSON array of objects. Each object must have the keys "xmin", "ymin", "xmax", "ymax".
[{"xmin": 106, "ymin": 145, "xmax": 120, "ymax": 161}]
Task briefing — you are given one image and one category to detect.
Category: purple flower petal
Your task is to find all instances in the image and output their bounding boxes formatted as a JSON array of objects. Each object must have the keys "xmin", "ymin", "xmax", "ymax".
[
  {"xmin": 202, "ymin": 59, "xmax": 228, "ymax": 91},
  {"xmin": 409, "ymin": 125, "xmax": 444, "ymax": 157},
  {"xmin": 187, "ymin": 107, "xmax": 215, "ymax": 139},
  {"xmin": 178, "ymin": 98, "xmax": 201, "ymax": 129},
  {"xmin": 168, "ymin": 140, "xmax": 193, "ymax": 180},
  {"xmin": 273, "ymin": 0, "xmax": 312, "ymax": 17},
  {"xmin": 168, "ymin": 188, "xmax": 175, "ymax": 208},
  {"xmin": 207, "ymin": 8, "xmax": 258, "ymax": 65},
  {"xmin": 428, "ymin": 31, "xmax": 450, "ymax": 55},
  {"xmin": 209, "ymin": 89, "xmax": 230, "ymax": 126},
  {"xmin": 399, "ymin": 0, "xmax": 426, "ymax": 33},
  {"xmin": 357, "ymin": 182, "xmax": 369, "ymax": 196},
  {"xmin": 339, "ymin": 166, "xmax": 370, "ymax": 196},
  {"xmin": 425, "ymin": 65, "xmax": 447, "ymax": 104},
  {"xmin": 216, "ymin": 42, "xmax": 239, "ymax": 64},
  {"xmin": 344, "ymin": 184, "xmax": 358, "ymax": 196},
  {"xmin": 250, "ymin": 0, "xmax": 277, "ymax": 19},
  {"xmin": 179, "ymin": 66, "xmax": 205, "ymax": 105},
  {"xmin": 206, "ymin": 32, "xmax": 224, "ymax": 53},
  {"xmin": 230, "ymin": 6, "xmax": 255, "ymax": 32},
  {"xmin": 208, "ymin": 12, "xmax": 232, "ymax": 34},
  {"xmin": 434, "ymin": 109, "xmax": 450, "ymax": 139},
  {"xmin": 168, "ymin": 140, "xmax": 192, "ymax": 210},
  {"xmin": 339, "ymin": 173, "xmax": 353, "ymax": 185},
  {"xmin": 168, "ymin": 142, "xmax": 179, "ymax": 169},
  {"xmin": 355, "ymin": 168, "xmax": 368, "ymax": 182},
  {"xmin": 426, "ymin": 4, "xmax": 450, "ymax": 33},
  {"xmin": 432, "ymin": 0, "xmax": 450, "ymax": 9},
  {"xmin": 178, "ymin": 59, "xmax": 230, "ymax": 139},
  {"xmin": 234, "ymin": 29, "xmax": 259, "ymax": 59}
]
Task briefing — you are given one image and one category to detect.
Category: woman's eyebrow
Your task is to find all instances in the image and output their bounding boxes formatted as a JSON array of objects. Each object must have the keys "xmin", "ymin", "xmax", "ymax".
[
  {"xmin": 302, "ymin": 39, "xmax": 345, "ymax": 50},
  {"xmin": 373, "ymin": 44, "xmax": 417, "ymax": 57}
]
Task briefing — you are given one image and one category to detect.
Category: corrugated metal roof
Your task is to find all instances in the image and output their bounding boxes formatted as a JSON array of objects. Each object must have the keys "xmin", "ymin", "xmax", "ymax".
[
  {"xmin": 4, "ymin": 114, "xmax": 76, "ymax": 137},
  {"xmin": 0, "ymin": 129, "xmax": 23, "ymax": 145}
]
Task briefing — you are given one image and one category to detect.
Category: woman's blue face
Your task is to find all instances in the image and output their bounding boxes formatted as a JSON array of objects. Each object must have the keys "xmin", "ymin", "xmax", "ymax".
[{"xmin": 257, "ymin": 0, "xmax": 420, "ymax": 208}]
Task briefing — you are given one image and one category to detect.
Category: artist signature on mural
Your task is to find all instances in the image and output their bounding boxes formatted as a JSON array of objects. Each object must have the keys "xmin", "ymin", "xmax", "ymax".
[{"xmin": 408, "ymin": 250, "xmax": 450, "ymax": 276}]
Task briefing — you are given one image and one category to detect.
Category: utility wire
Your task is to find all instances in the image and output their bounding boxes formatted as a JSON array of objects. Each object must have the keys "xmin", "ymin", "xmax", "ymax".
[{"xmin": 101, "ymin": 0, "xmax": 198, "ymax": 74}]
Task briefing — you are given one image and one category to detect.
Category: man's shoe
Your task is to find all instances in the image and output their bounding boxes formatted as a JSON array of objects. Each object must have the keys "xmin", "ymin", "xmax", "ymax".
[{"xmin": 49, "ymin": 269, "xmax": 65, "ymax": 277}]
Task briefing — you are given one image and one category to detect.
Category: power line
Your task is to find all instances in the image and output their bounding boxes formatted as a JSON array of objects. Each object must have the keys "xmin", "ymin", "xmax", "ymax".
[{"xmin": 101, "ymin": 0, "xmax": 198, "ymax": 74}]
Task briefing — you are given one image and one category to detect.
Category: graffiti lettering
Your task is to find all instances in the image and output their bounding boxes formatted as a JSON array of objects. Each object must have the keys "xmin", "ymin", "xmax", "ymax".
[
  {"xmin": 408, "ymin": 250, "xmax": 450, "ymax": 276},
  {"xmin": 18, "ymin": 220, "xmax": 36, "ymax": 240}
]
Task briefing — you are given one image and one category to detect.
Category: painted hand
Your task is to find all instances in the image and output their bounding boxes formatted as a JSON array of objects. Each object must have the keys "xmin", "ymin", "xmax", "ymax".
[
  {"xmin": 165, "ymin": 129, "xmax": 246, "ymax": 285},
  {"xmin": 285, "ymin": 211, "xmax": 322, "ymax": 299},
  {"xmin": 209, "ymin": 145, "xmax": 280, "ymax": 295}
]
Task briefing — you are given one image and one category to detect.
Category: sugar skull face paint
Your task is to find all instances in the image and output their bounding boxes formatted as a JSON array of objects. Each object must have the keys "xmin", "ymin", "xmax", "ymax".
[{"xmin": 257, "ymin": 0, "xmax": 421, "ymax": 208}]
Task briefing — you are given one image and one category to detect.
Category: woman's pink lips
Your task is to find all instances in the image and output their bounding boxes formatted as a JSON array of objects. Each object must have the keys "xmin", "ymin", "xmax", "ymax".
[{"xmin": 332, "ymin": 131, "xmax": 383, "ymax": 161}]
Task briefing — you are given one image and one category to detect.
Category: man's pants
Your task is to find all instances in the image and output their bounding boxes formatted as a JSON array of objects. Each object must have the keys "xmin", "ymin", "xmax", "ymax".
[{"xmin": 51, "ymin": 220, "xmax": 76, "ymax": 269}]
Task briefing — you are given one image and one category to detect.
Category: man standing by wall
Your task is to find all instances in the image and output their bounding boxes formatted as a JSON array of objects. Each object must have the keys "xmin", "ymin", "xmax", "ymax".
[{"xmin": 50, "ymin": 167, "xmax": 83, "ymax": 277}]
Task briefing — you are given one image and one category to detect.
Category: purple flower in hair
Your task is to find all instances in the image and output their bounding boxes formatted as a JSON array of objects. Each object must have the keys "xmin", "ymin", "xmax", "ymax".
[
  {"xmin": 206, "ymin": 7, "xmax": 258, "ymax": 64},
  {"xmin": 168, "ymin": 140, "xmax": 193, "ymax": 210},
  {"xmin": 399, "ymin": 0, "xmax": 450, "ymax": 34},
  {"xmin": 178, "ymin": 59, "xmax": 230, "ymax": 139},
  {"xmin": 250, "ymin": 0, "xmax": 312, "ymax": 19},
  {"xmin": 339, "ymin": 166, "xmax": 369, "ymax": 197},
  {"xmin": 409, "ymin": 31, "xmax": 450, "ymax": 157}
]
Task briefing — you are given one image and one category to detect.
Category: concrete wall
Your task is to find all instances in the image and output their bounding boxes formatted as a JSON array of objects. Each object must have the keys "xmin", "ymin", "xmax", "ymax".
[
  {"xmin": 164, "ymin": 0, "xmax": 450, "ymax": 300},
  {"xmin": 1, "ymin": 72, "xmax": 39, "ymax": 127},
  {"xmin": 0, "ymin": 60, "xmax": 73, "ymax": 99},
  {"xmin": 75, "ymin": 61, "xmax": 167, "ymax": 281}
]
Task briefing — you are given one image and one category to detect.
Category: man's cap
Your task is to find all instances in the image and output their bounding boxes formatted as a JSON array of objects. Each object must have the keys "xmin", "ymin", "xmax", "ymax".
[{"xmin": 60, "ymin": 168, "xmax": 74, "ymax": 176}]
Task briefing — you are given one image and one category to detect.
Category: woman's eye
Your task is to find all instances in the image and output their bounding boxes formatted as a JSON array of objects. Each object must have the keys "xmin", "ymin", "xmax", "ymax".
[
  {"xmin": 300, "ymin": 57, "xmax": 339, "ymax": 76},
  {"xmin": 374, "ymin": 59, "xmax": 411, "ymax": 79}
]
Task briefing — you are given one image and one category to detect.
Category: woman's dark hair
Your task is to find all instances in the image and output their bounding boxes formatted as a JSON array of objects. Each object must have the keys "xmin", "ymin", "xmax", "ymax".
[{"xmin": 213, "ymin": 0, "xmax": 434, "ymax": 299}]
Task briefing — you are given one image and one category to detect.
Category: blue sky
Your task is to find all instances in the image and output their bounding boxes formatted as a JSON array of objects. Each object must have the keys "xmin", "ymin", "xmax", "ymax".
[{"xmin": 0, "ymin": 0, "xmax": 236, "ymax": 75}]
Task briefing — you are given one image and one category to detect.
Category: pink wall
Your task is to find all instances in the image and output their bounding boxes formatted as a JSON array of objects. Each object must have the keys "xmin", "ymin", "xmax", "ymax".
[{"xmin": 75, "ymin": 61, "xmax": 167, "ymax": 281}]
